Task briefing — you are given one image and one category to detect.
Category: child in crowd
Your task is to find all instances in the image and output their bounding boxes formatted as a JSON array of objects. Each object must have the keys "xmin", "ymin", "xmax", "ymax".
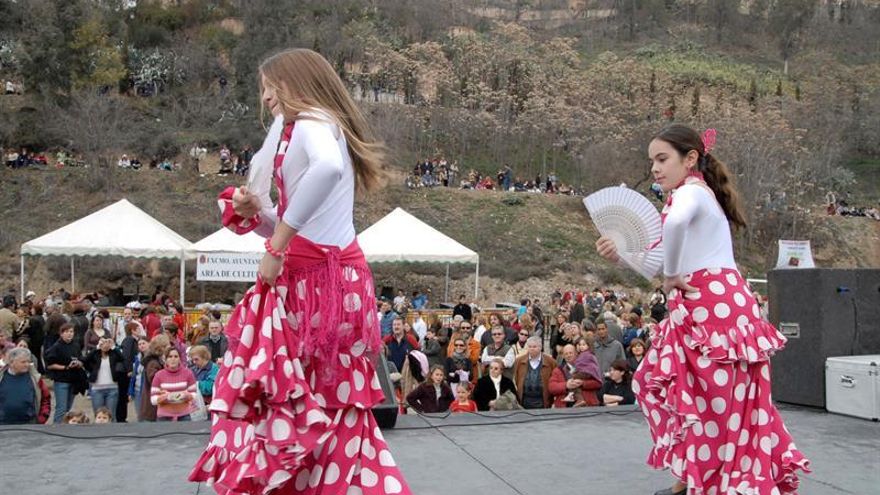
[
  {"xmin": 62, "ymin": 410, "xmax": 89, "ymax": 425},
  {"xmin": 563, "ymin": 352, "xmax": 603, "ymax": 407},
  {"xmin": 449, "ymin": 383, "xmax": 477, "ymax": 413},
  {"xmin": 94, "ymin": 407, "xmax": 112, "ymax": 424}
]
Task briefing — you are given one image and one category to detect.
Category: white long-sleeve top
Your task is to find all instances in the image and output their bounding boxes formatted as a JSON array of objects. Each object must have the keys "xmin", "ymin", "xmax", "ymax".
[
  {"xmin": 250, "ymin": 111, "xmax": 356, "ymax": 248},
  {"xmin": 661, "ymin": 184, "xmax": 737, "ymax": 277}
]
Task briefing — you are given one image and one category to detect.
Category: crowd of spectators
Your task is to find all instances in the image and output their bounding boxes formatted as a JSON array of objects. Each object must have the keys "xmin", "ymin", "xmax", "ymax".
[
  {"xmin": 189, "ymin": 143, "xmax": 254, "ymax": 176},
  {"xmin": 825, "ymin": 192, "xmax": 880, "ymax": 220},
  {"xmin": 405, "ymin": 157, "xmax": 583, "ymax": 195},
  {"xmin": 4, "ymin": 148, "xmax": 51, "ymax": 168},
  {"xmin": 0, "ymin": 288, "xmax": 224, "ymax": 425},
  {"xmin": 374, "ymin": 285, "xmax": 694, "ymax": 415},
  {"xmin": 1, "ymin": 140, "xmax": 255, "ymax": 176},
  {"xmin": 0, "ymin": 282, "xmax": 770, "ymax": 424}
]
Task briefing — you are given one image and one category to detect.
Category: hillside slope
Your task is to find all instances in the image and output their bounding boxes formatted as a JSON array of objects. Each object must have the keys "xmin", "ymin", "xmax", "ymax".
[{"xmin": 2, "ymin": 165, "xmax": 877, "ymax": 304}]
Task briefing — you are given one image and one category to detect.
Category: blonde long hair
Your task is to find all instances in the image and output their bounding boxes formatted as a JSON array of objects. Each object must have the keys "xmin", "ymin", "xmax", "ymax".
[{"xmin": 259, "ymin": 48, "xmax": 384, "ymax": 192}]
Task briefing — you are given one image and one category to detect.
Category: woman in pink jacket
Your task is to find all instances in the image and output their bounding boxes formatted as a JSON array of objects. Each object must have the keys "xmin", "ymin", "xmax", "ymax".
[{"xmin": 151, "ymin": 348, "xmax": 197, "ymax": 421}]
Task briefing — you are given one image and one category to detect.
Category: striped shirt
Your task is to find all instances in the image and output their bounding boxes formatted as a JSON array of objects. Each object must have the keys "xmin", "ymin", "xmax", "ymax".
[{"xmin": 150, "ymin": 366, "xmax": 197, "ymax": 418}]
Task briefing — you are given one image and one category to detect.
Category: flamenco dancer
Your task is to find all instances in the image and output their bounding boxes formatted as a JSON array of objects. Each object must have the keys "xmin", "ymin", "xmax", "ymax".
[
  {"xmin": 189, "ymin": 48, "xmax": 412, "ymax": 494},
  {"xmin": 596, "ymin": 124, "xmax": 809, "ymax": 495}
]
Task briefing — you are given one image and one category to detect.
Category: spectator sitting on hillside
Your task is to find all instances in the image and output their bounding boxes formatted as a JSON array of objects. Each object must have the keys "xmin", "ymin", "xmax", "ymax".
[
  {"xmin": 118, "ymin": 154, "xmax": 131, "ymax": 168},
  {"xmin": 476, "ymin": 176, "xmax": 495, "ymax": 190},
  {"xmin": 5, "ymin": 150, "xmax": 19, "ymax": 167}
]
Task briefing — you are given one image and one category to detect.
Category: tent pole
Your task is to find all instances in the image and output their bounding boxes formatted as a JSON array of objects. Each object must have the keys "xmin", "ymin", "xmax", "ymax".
[
  {"xmin": 444, "ymin": 264, "xmax": 450, "ymax": 304},
  {"xmin": 70, "ymin": 257, "xmax": 75, "ymax": 293},
  {"xmin": 179, "ymin": 255, "xmax": 185, "ymax": 307},
  {"xmin": 20, "ymin": 255, "xmax": 25, "ymax": 301},
  {"xmin": 474, "ymin": 260, "xmax": 479, "ymax": 301}
]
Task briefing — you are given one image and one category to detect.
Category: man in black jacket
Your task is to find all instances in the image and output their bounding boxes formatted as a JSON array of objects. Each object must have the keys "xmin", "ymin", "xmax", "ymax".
[{"xmin": 452, "ymin": 295, "xmax": 472, "ymax": 322}]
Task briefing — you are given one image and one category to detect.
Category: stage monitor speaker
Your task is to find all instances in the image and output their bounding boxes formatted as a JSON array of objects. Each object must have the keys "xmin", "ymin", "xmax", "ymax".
[
  {"xmin": 371, "ymin": 354, "xmax": 399, "ymax": 429},
  {"xmin": 768, "ymin": 268, "xmax": 880, "ymax": 408}
]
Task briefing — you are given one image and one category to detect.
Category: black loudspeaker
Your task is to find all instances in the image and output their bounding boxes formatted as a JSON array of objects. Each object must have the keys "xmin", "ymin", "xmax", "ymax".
[
  {"xmin": 370, "ymin": 354, "xmax": 399, "ymax": 429},
  {"xmin": 768, "ymin": 268, "xmax": 880, "ymax": 407}
]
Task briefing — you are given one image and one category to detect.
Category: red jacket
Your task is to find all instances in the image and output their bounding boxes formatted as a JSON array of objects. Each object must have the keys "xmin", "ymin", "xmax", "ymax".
[
  {"xmin": 548, "ymin": 365, "xmax": 602, "ymax": 408},
  {"xmin": 37, "ymin": 377, "xmax": 50, "ymax": 424},
  {"xmin": 143, "ymin": 313, "xmax": 162, "ymax": 340}
]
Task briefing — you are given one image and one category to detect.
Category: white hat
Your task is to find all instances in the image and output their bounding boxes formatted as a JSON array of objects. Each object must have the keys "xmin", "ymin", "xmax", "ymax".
[{"xmin": 25, "ymin": 290, "xmax": 36, "ymax": 298}]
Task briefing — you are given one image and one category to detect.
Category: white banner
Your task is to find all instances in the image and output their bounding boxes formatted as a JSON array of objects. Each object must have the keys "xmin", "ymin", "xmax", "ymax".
[
  {"xmin": 775, "ymin": 240, "xmax": 816, "ymax": 269},
  {"xmin": 196, "ymin": 252, "xmax": 262, "ymax": 282}
]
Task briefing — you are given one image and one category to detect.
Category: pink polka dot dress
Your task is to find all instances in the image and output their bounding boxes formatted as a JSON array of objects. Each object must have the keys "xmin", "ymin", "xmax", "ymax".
[
  {"xmin": 634, "ymin": 179, "xmax": 810, "ymax": 494},
  {"xmin": 190, "ymin": 119, "xmax": 412, "ymax": 494}
]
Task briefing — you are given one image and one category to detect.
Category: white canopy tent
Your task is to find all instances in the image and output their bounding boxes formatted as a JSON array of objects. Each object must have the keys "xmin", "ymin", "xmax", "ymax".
[
  {"xmin": 189, "ymin": 228, "xmax": 264, "ymax": 288},
  {"xmin": 189, "ymin": 228, "xmax": 264, "ymax": 254},
  {"xmin": 20, "ymin": 199, "xmax": 194, "ymax": 305},
  {"xmin": 357, "ymin": 207, "xmax": 480, "ymax": 299}
]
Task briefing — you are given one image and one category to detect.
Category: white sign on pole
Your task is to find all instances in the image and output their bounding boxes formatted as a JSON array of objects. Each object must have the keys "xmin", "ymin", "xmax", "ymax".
[
  {"xmin": 196, "ymin": 252, "xmax": 262, "ymax": 282},
  {"xmin": 775, "ymin": 240, "xmax": 816, "ymax": 269}
]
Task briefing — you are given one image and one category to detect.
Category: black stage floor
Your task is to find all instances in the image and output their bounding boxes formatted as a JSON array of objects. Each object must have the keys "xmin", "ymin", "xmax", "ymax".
[{"xmin": 2, "ymin": 404, "xmax": 877, "ymax": 495}]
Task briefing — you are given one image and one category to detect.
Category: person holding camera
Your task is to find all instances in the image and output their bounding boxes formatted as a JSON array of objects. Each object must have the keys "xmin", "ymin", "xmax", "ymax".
[
  {"xmin": 82, "ymin": 336, "xmax": 126, "ymax": 422},
  {"xmin": 44, "ymin": 323, "xmax": 85, "ymax": 423},
  {"xmin": 151, "ymin": 347, "xmax": 197, "ymax": 421}
]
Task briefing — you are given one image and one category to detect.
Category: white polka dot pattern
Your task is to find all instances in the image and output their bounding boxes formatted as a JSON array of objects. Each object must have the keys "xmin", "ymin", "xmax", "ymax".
[{"xmin": 629, "ymin": 267, "xmax": 810, "ymax": 495}]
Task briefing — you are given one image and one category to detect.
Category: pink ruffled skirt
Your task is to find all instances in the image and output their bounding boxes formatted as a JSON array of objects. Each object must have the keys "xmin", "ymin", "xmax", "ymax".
[
  {"xmin": 634, "ymin": 268, "xmax": 810, "ymax": 494},
  {"xmin": 189, "ymin": 236, "xmax": 412, "ymax": 495}
]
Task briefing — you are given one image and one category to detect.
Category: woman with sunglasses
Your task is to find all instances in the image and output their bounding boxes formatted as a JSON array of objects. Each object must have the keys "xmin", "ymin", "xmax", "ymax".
[{"xmin": 444, "ymin": 338, "xmax": 473, "ymax": 391}]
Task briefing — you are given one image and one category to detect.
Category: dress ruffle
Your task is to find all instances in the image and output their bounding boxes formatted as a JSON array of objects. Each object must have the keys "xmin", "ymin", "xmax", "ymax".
[
  {"xmin": 634, "ymin": 268, "xmax": 810, "ymax": 494},
  {"xmin": 189, "ymin": 243, "xmax": 410, "ymax": 495},
  {"xmin": 661, "ymin": 272, "xmax": 788, "ymax": 365}
]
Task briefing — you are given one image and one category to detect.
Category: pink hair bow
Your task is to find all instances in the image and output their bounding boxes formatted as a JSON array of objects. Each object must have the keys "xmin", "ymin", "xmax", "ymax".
[{"xmin": 702, "ymin": 128, "xmax": 717, "ymax": 154}]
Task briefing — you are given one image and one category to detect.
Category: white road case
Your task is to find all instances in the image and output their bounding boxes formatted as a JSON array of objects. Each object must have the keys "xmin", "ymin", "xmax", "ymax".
[{"xmin": 825, "ymin": 355, "xmax": 880, "ymax": 421}]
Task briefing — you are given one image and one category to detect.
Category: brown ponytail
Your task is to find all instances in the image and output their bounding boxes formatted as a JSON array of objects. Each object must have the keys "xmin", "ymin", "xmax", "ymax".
[
  {"xmin": 652, "ymin": 124, "xmax": 747, "ymax": 230},
  {"xmin": 701, "ymin": 153, "xmax": 747, "ymax": 229}
]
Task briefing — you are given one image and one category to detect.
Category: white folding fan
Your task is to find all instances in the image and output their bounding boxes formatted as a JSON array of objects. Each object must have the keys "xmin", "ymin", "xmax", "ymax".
[{"xmin": 583, "ymin": 187, "xmax": 663, "ymax": 280}]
